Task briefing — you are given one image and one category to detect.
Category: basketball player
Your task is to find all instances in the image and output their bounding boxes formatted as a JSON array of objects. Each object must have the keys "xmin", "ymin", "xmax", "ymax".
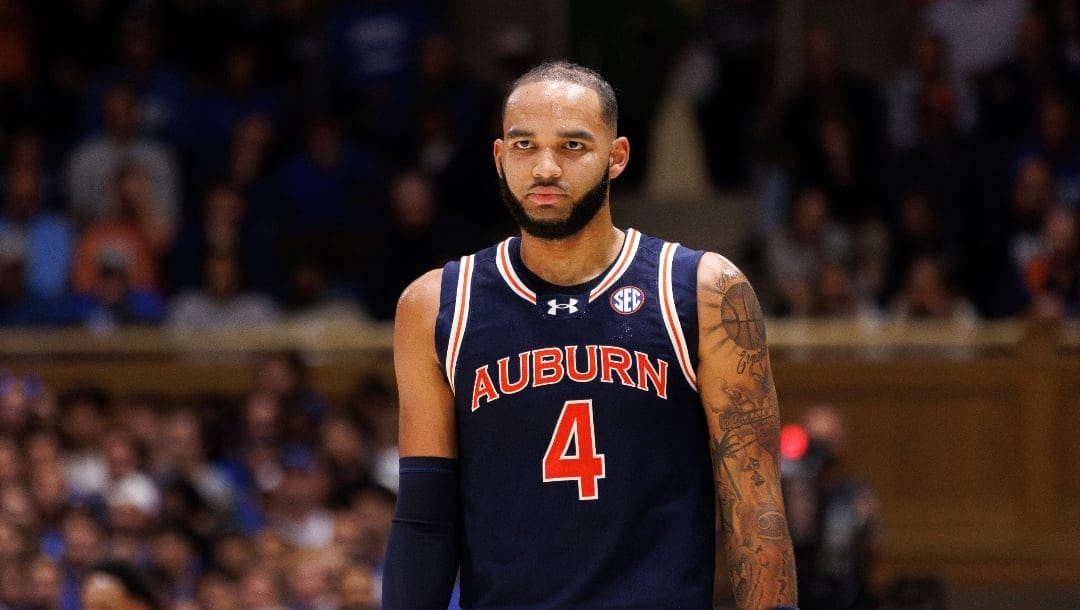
[{"xmin": 383, "ymin": 61, "xmax": 798, "ymax": 609}]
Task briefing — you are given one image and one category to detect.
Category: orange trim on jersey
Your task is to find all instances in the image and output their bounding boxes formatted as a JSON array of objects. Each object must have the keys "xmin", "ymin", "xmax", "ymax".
[
  {"xmin": 496, "ymin": 239, "xmax": 537, "ymax": 304},
  {"xmin": 659, "ymin": 242, "xmax": 698, "ymax": 390},
  {"xmin": 445, "ymin": 255, "xmax": 474, "ymax": 394},
  {"xmin": 588, "ymin": 228, "xmax": 641, "ymax": 302}
]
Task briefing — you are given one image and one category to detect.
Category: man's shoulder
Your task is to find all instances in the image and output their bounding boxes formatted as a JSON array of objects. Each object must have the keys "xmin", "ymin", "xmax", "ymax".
[{"xmin": 401, "ymin": 268, "xmax": 445, "ymax": 305}]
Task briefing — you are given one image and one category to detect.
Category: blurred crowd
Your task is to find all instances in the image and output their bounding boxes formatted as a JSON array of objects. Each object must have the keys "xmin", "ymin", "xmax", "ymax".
[
  {"xmin": 0, "ymin": 0, "xmax": 520, "ymax": 331},
  {"xmin": 0, "ymin": 0, "xmax": 1078, "ymax": 330},
  {"xmin": 0, "ymin": 353, "xmax": 398, "ymax": 609},
  {"xmin": 741, "ymin": 0, "xmax": 1080, "ymax": 321}
]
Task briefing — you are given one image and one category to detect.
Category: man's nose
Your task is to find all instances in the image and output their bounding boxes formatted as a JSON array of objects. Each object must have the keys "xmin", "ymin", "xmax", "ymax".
[{"xmin": 532, "ymin": 148, "xmax": 562, "ymax": 179}]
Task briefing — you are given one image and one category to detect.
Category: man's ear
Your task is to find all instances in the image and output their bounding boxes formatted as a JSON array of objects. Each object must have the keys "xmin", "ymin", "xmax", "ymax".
[
  {"xmin": 493, "ymin": 139, "xmax": 504, "ymax": 179},
  {"xmin": 607, "ymin": 136, "xmax": 630, "ymax": 179}
]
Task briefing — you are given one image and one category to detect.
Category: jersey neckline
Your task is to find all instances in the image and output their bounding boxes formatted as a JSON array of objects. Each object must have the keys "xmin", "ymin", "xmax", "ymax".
[{"xmin": 495, "ymin": 228, "xmax": 642, "ymax": 304}]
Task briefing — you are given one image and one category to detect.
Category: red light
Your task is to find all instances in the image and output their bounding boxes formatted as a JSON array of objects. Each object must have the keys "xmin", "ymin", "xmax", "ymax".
[{"xmin": 780, "ymin": 424, "xmax": 809, "ymax": 460}]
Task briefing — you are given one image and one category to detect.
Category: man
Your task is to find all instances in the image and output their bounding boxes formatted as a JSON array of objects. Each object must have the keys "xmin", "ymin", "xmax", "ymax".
[
  {"xmin": 81, "ymin": 559, "xmax": 161, "ymax": 610},
  {"xmin": 383, "ymin": 61, "xmax": 797, "ymax": 609},
  {"xmin": 786, "ymin": 403, "xmax": 880, "ymax": 610}
]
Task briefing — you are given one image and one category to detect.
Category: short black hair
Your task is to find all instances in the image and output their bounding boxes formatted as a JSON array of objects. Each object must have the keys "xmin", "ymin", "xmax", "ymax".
[
  {"xmin": 503, "ymin": 60, "xmax": 618, "ymax": 132},
  {"xmin": 86, "ymin": 559, "xmax": 162, "ymax": 610}
]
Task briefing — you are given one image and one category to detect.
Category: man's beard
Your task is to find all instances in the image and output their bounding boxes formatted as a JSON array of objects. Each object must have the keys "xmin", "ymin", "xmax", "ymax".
[{"xmin": 499, "ymin": 170, "xmax": 610, "ymax": 240}]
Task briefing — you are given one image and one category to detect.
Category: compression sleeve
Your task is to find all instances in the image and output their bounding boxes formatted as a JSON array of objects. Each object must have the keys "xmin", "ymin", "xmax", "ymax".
[{"xmin": 382, "ymin": 456, "xmax": 461, "ymax": 610}]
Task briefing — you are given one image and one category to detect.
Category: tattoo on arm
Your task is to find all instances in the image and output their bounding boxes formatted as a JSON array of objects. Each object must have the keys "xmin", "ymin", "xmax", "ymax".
[
  {"xmin": 704, "ymin": 277, "xmax": 769, "ymax": 374},
  {"xmin": 710, "ymin": 386, "xmax": 796, "ymax": 608},
  {"xmin": 701, "ymin": 269, "xmax": 796, "ymax": 607}
]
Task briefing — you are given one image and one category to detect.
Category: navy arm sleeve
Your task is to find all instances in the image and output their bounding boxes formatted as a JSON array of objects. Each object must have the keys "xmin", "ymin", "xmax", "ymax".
[{"xmin": 382, "ymin": 457, "xmax": 461, "ymax": 610}]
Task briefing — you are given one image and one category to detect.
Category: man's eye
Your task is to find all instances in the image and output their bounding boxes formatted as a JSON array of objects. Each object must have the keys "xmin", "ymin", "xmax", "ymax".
[
  {"xmin": 565, "ymin": 141, "xmax": 584, "ymax": 150},
  {"xmin": 513, "ymin": 141, "xmax": 532, "ymax": 150}
]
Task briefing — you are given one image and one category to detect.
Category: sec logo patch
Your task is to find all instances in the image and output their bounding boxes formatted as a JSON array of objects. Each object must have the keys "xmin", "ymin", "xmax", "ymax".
[{"xmin": 610, "ymin": 286, "xmax": 645, "ymax": 315}]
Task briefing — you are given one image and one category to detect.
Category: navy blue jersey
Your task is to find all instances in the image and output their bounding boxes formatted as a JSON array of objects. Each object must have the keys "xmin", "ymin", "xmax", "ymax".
[{"xmin": 435, "ymin": 229, "xmax": 715, "ymax": 609}]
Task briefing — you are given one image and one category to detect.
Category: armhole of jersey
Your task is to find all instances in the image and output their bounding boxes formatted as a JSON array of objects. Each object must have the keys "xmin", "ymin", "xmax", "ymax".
[
  {"xmin": 440, "ymin": 255, "xmax": 474, "ymax": 396},
  {"xmin": 658, "ymin": 242, "xmax": 699, "ymax": 391}
]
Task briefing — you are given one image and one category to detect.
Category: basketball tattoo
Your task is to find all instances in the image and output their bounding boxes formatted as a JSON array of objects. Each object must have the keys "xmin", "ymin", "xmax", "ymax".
[{"xmin": 720, "ymin": 282, "xmax": 766, "ymax": 351}]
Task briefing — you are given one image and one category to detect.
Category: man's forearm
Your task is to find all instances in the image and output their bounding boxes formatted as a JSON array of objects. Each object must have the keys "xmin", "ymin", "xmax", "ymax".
[{"xmin": 382, "ymin": 457, "xmax": 461, "ymax": 609}]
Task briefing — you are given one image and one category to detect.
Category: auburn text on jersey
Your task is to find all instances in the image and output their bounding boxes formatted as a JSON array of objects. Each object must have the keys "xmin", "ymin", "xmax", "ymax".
[{"xmin": 470, "ymin": 344, "xmax": 670, "ymax": 410}]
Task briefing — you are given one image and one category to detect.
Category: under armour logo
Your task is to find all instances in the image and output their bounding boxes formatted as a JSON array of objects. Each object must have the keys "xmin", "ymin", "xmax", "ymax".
[{"xmin": 547, "ymin": 297, "xmax": 579, "ymax": 315}]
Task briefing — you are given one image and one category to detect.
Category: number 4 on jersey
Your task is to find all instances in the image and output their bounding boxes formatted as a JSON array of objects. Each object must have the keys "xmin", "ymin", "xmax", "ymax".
[{"xmin": 543, "ymin": 400, "xmax": 606, "ymax": 500}]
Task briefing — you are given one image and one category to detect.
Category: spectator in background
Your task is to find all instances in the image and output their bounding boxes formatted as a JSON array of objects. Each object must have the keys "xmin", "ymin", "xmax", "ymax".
[
  {"xmin": 0, "ymin": 560, "xmax": 28, "ymax": 609},
  {"xmin": 346, "ymin": 375, "xmax": 398, "ymax": 493},
  {"xmin": 254, "ymin": 351, "xmax": 330, "ymax": 445},
  {"xmin": 153, "ymin": 409, "xmax": 236, "ymax": 515},
  {"xmin": 338, "ymin": 562, "xmax": 379, "ymax": 610},
  {"xmin": 1023, "ymin": 206, "xmax": 1080, "ymax": 318},
  {"xmin": 889, "ymin": 254, "xmax": 978, "ymax": 322},
  {"xmin": 102, "ymin": 426, "xmax": 156, "ymax": 509},
  {"xmin": 57, "ymin": 388, "xmax": 109, "ymax": 503},
  {"xmin": 277, "ymin": 116, "xmax": 381, "ymax": 285},
  {"xmin": 0, "ymin": 138, "xmax": 76, "ymax": 300},
  {"xmin": 764, "ymin": 186, "xmax": 854, "ymax": 315},
  {"xmin": 208, "ymin": 530, "xmax": 255, "ymax": 582},
  {"xmin": 808, "ymin": 261, "xmax": 881, "ymax": 321},
  {"xmin": 320, "ymin": 411, "xmax": 374, "ymax": 506},
  {"xmin": 406, "ymin": 32, "xmax": 506, "ymax": 250},
  {"xmin": 166, "ymin": 249, "xmax": 280, "ymax": 332},
  {"xmin": 29, "ymin": 457, "xmax": 68, "ymax": 556},
  {"xmin": 774, "ymin": 25, "xmax": 888, "ymax": 227},
  {"xmin": 364, "ymin": 170, "xmax": 458, "ymax": 319},
  {"xmin": 280, "ymin": 252, "xmax": 367, "ymax": 324},
  {"xmin": 27, "ymin": 553, "xmax": 65, "ymax": 610},
  {"xmin": 266, "ymin": 446, "xmax": 333, "ymax": 551},
  {"xmin": 169, "ymin": 182, "xmax": 278, "ymax": 296},
  {"xmin": 891, "ymin": 76, "xmax": 996, "ymax": 312},
  {"xmin": 104, "ymin": 474, "xmax": 161, "ymax": 563},
  {"xmin": 410, "ymin": 31, "xmax": 490, "ymax": 151},
  {"xmin": 1007, "ymin": 155, "xmax": 1059, "ymax": 275},
  {"xmin": 149, "ymin": 522, "xmax": 203, "ymax": 604},
  {"xmin": 81, "ymin": 558, "xmax": 161, "ymax": 610},
  {"xmin": 65, "ymin": 82, "xmax": 180, "ymax": 228},
  {"xmin": 80, "ymin": 14, "xmax": 191, "ymax": 146},
  {"xmin": 892, "ymin": 78, "xmax": 980, "ymax": 241},
  {"xmin": 1014, "ymin": 88, "xmax": 1080, "ymax": 207},
  {"xmin": 784, "ymin": 403, "xmax": 881, "ymax": 610},
  {"xmin": 920, "ymin": 0, "xmax": 1028, "ymax": 129},
  {"xmin": 347, "ymin": 483, "xmax": 395, "ymax": 570},
  {"xmin": 882, "ymin": 188, "xmax": 964, "ymax": 306},
  {"xmin": 0, "ymin": 233, "xmax": 70, "ymax": 326},
  {"xmin": 71, "ymin": 164, "xmax": 171, "ymax": 297},
  {"xmin": 68, "ymin": 246, "xmax": 166, "ymax": 329},
  {"xmin": 189, "ymin": 43, "xmax": 285, "ymax": 191},
  {"xmin": 0, "ymin": 513, "xmax": 27, "ymax": 564},
  {"xmin": 237, "ymin": 565, "xmax": 289, "ymax": 609},
  {"xmin": 323, "ymin": 0, "xmax": 434, "ymax": 142},
  {"xmin": 887, "ymin": 28, "xmax": 969, "ymax": 152},
  {"xmin": 284, "ymin": 550, "xmax": 338, "ymax": 610},
  {"xmin": 977, "ymin": 10, "xmax": 1067, "ymax": 157},
  {"xmin": 58, "ymin": 509, "xmax": 108, "ymax": 606},
  {"xmin": 222, "ymin": 114, "xmax": 282, "ymax": 230},
  {"xmin": 193, "ymin": 570, "xmax": 239, "ymax": 610}
]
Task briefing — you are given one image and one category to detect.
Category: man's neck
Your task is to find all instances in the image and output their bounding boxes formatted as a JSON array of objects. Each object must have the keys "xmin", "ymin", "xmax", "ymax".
[{"xmin": 518, "ymin": 217, "xmax": 624, "ymax": 287}]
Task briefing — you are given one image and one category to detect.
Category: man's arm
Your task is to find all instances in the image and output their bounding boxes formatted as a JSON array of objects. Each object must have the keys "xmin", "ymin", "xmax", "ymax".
[
  {"xmin": 382, "ymin": 269, "xmax": 460, "ymax": 609},
  {"xmin": 393, "ymin": 269, "xmax": 458, "ymax": 458},
  {"xmin": 696, "ymin": 253, "xmax": 798, "ymax": 609}
]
